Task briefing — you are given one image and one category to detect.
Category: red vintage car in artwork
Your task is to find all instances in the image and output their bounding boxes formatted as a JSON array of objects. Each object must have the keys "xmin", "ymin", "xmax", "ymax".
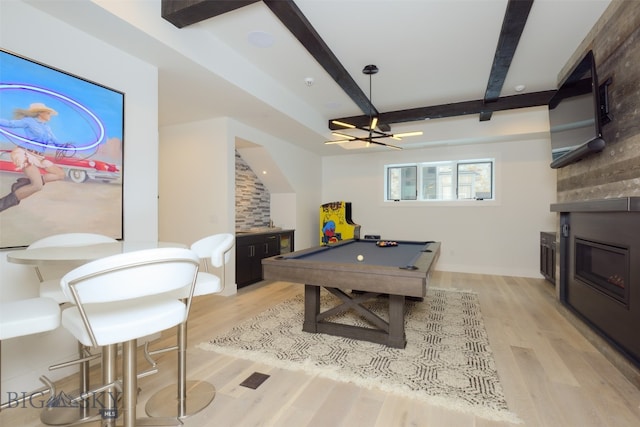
[{"xmin": 0, "ymin": 149, "xmax": 120, "ymax": 183}]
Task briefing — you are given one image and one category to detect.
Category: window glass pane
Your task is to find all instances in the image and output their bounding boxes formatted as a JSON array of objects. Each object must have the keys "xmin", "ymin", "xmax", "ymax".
[
  {"xmin": 388, "ymin": 166, "xmax": 417, "ymax": 200},
  {"xmin": 437, "ymin": 165, "xmax": 453, "ymax": 200},
  {"xmin": 401, "ymin": 166, "xmax": 417, "ymax": 200},
  {"xmin": 388, "ymin": 167, "xmax": 401, "ymax": 200},
  {"xmin": 422, "ymin": 166, "xmax": 437, "ymax": 199},
  {"xmin": 457, "ymin": 162, "xmax": 492, "ymax": 199},
  {"xmin": 386, "ymin": 159, "xmax": 493, "ymax": 202},
  {"xmin": 421, "ymin": 164, "xmax": 454, "ymax": 200}
]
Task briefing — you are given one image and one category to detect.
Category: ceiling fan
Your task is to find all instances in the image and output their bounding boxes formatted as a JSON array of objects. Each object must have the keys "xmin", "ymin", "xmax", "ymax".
[{"xmin": 325, "ymin": 64, "xmax": 423, "ymax": 150}]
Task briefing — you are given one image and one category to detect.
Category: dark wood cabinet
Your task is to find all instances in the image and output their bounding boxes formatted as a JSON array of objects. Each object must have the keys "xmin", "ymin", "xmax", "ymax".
[
  {"xmin": 236, "ymin": 230, "xmax": 294, "ymax": 288},
  {"xmin": 540, "ymin": 232, "xmax": 556, "ymax": 284}
]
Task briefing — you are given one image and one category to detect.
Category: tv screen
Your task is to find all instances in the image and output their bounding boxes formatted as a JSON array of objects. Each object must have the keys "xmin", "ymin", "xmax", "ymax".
[
  {"xmin": 548, "ymin": 50, "xmax": 604, "ymax": 169},
  {"xmin": 0, "ymin": 49, "xmax": 124, "ymax": 248}
]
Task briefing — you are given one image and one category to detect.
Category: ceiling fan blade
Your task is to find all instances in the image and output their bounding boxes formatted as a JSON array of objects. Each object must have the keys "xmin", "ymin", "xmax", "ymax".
[
  {"xmin": 331, "ymin": 120, "xmax": 356, "ymax": 129},
  {"xmin": 326, "ymin": 134, "xmax": 376, "ymax": 145},
  {"xmin": 334, "ymin": 125, "xmax": 391, "ymax": 140},
  {"xmin": 333, "ymin": 117, "xmax": 387, "ymax": 136},
  {"xmin": 392, "ymin": 131, "xmax": 423, "ymax": 138},
  {"xmin": 370, "ymin": 140, "xmax": 402, "ymax": 150},
  {"xmin": 326, "ymin": 135, "xmax": 402, "ymax": 150},
  {"xmin": 367, "ymin": 127, "xmax": 394, "ymax": 138},
  {"xmin": 331, "ymin": 132, "xmax": 356, "ymax": 140},
  {"xmin": 325, "ymin": 139, "xmax": 353, "ymax": 145}
]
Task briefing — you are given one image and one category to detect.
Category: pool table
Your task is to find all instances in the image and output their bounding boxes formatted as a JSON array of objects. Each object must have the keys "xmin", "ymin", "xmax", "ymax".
[{"xmin": 261, "ymin": 239, "xmax": 440, "ymax": 348}]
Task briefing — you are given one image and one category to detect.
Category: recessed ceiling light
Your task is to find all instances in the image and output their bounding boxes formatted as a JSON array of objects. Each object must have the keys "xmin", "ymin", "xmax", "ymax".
[
  {"xmin": 248, "ymin": 31, "xmax": 274, "ymax": 48},
  {"xmin": 515, "ymin": 84, "xmax": 526, "ymax": 92}
]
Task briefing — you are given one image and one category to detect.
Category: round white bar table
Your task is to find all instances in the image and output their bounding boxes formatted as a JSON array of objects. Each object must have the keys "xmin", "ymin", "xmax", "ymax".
[{"xmin": 6, "ymin": 241, "xmax": 184, "ymax": 266}]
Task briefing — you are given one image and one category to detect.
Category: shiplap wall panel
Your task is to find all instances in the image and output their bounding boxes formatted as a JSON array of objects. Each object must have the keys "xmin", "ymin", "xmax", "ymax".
[{"xmin": 556, "ymin": 1, "xmax": 640, "ymax": 202}]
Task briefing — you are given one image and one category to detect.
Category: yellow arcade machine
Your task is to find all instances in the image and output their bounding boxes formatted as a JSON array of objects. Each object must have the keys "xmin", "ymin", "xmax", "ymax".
[{"xmin": 320, "ymin": 201, "xmax": 361, "ymax": 245}]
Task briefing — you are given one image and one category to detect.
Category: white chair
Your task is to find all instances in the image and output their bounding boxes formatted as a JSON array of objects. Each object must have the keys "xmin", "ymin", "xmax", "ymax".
[
  {"xmin": 27, "ymin": 233, "xmax": 117, "ymax": 425},
  {"xmin": 28, "ymin": 233, "xmax": 117, "ymax": 303},
  {"xmin": 60, "ymin": 247, "xmax": 200, "ymax": 427},
  {"xmin": 0, "ymin": 298, "xmax": 60, "ymax": 411},
  {"xmin": 190, "ymin": 233, "xmax": 235, "ymax": 296},
  {"xmin": 145, "ymin": 233, "xmax": 235, "ymax": 419}
]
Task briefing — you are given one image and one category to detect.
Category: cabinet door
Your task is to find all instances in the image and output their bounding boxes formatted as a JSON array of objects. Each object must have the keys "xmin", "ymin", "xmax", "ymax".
[
  {"xmin": 548, "ymin": 242, "xmax": 556, "ymax": 281},
  {"xmin": 540, "ymin": 242, "xmax": 548, "ymax": 277},
  {"xmin": 539, "ymin": 233, "xmax": 556, "ymax": 284},
  {"xmin": 236, "ymin": 242, "xmax": 256, "ymax": 287},
  {"xmin": 236, "ymin": 232, "xmax": 295, "ymax": 288}
]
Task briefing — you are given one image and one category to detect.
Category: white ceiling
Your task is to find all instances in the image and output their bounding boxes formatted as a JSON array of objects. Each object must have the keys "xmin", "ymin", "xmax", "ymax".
[{"xmin": 25, "ymin": 0, "xmax": 611, "ymax": 156}]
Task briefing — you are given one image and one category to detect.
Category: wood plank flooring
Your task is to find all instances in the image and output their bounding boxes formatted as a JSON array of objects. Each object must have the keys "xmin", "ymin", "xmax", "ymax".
[{"xmin": 2, "ymin": 271, "xmax": 640, "ymax": 426}]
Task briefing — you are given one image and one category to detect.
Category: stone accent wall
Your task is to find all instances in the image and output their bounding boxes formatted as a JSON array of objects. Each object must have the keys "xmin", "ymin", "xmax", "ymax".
[
  {"xmin": 235, "ymin": 151, "xmax": 270, "ymax": 230},
  {"xmin": 556, "ymin": 0, "xmax": 640, "ymax": 202}
]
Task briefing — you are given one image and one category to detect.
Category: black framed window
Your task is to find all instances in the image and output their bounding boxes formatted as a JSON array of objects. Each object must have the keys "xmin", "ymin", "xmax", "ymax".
[{"xmin": 385, "ymin": 159, "xmax": 494, "ymax": 202}]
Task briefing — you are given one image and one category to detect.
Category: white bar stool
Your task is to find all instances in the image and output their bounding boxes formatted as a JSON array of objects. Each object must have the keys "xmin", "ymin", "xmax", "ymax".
[
  {"xmin": 145, "ymin": 233, "xmax": 235, "ymax": 419},
  {"xmin": 60, "ymin": 247, "xmax": 200, "ymax": 427},
  {"xmin": 28, "ymin": 233, "xmax": 117, "ymax": 425},
  {"xmin": 29, "ymin": 233, "xmax": 117, "ymax": 304}
]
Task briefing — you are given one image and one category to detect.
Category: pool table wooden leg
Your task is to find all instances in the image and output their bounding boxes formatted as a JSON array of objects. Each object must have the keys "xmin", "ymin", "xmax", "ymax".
[
  {"xmin": 387, "ymin": 294, "xmax": 407, "ymax": 348},
  {"xmin": 303, "ymin": 284, "xmax": 320, "ymax": 333}
]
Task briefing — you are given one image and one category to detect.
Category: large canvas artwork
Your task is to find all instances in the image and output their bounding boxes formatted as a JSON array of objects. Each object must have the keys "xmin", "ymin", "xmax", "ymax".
[{"xmin": 0, "ymin": 49, "xmax": 124, "ymax": 248}]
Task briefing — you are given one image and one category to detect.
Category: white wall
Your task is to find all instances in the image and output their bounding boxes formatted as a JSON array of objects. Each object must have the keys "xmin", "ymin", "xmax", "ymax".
[
  {"xmin": 1, "ymin": 0, "xmax": 159, "ymax": 395},
  {"xmin": 322, "ymin": 135, "xmax": 557, "ymax": 278},
  {"xmin": 159, "ymin": 118, "xmax": 234, "ymax": 246},
  {"xmin": 158, "ymin": 118, "xmax": 236, "ymax": 294},
  {"xmin": 158, "ymin": 118, "xmax": 322, "ymax": 292},
  {"xmin": 271, "ymin": 193, "xmax": 297, "ymax": 233}
]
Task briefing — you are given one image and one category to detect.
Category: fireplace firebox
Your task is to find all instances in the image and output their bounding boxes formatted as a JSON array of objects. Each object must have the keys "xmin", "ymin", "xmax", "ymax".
[
  {"xmin": 575, "ymin": 238, "xmax": 629, "ymax": 305},
  {"xmin": 552, "ymin": 198, "xmax": 640, "ymax": 368}
]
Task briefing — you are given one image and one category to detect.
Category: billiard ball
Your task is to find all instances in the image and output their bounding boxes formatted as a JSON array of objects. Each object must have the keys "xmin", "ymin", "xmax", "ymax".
[{"xmin": 357, "ymin": 255, "xmax": 364, "ymax": 262}]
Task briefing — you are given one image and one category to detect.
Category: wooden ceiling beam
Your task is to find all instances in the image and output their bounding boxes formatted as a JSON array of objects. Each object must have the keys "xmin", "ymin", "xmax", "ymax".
[
  {"xmin": 480, "ymin": 0, "xmax": 534, "ymax": 121},
  {"xmin": 161, "ymin": 0, "xmax": 260, "ymax": 28},
  {"xmin": 329, "ymin": 90, "xmax": 555, "ymax": 130},
  {"xmin": 162, "ymin": 1, "xmax": 551, "ymax": 133},
  {"xmin": 162, "ymin": 0, "xmax": 380, "ymax": 122},
  {"xmin": 263, "ymin": 0, "xmax": 377, "ymax": 119}
]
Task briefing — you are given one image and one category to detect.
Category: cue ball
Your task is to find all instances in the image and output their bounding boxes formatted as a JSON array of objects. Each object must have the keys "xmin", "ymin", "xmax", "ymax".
[{"xmin": 357, "ymin": 254, "xmax": 364, "ymax": 262}]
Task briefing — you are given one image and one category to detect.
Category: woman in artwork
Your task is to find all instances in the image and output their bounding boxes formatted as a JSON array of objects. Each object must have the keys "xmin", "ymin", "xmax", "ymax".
[{"xmin": 0, "ymin": 103, "xmax": 66, "ymax": 212}]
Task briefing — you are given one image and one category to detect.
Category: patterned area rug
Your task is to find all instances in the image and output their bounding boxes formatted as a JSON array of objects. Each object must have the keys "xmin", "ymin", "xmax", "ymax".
[{"xmin": 199, "ymin": 287, "xmax": 520, "ymax": 423}]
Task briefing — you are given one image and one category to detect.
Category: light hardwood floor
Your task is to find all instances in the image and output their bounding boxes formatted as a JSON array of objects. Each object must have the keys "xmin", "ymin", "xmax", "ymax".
[{"xmin": 2, "ymin": 271, "xmax": 640, "ymax": 426}]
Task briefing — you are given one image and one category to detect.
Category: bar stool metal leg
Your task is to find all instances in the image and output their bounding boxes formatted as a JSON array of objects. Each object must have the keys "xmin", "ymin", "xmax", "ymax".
[
  {"xmin": 122, "ymin": 341, "xmax": 136, "ymax": 427},
  {"xmin": 101, "ymin": 344, "xmax": 118, "ymax": 427},
  {"xmin": 144, "ymin": 322, "xmax": 215, "ymax": 419}
]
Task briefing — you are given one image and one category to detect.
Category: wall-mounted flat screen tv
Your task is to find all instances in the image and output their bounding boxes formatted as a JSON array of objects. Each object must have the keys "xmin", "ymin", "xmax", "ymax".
[
  {"xmin": 548, "ymin": 50, "xmax": 604, "ymax": 169},
  {"xmin": 0, "ymin": 49, "xmax": 124, "ymax": 248}
]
